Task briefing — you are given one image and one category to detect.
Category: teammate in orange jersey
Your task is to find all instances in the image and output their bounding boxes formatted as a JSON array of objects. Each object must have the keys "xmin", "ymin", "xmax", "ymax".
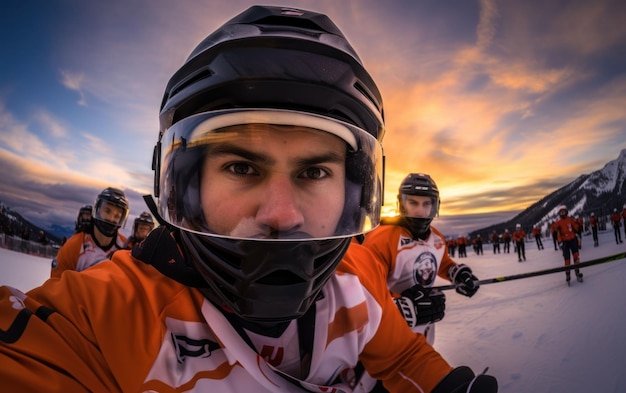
[
  {"xmin": 621, "ymin": 204, "xmax": 626, "ymax": 240},
  {"xmin": 512, "ymin": 224, "xmax": 526, "ymax": 262},
  {"xmin": 502, "ymin": 228, "xmax": 512, "ymax": 253},
  {"xmin": 0, "ymin": 6, "xmax": 496, "ymax": 393},
  {"xmin": 361, "ymin": 173, "xmax": 484, "ymax": 392},
  {"xmin": 554, "ymin": 205, "xmax": 582, "ymax": 284},
  {"xmin": 612, "ymin": 208, "xmax": 623, "ymax": 244},
  {"xmin": 50, "ymin": 187, "xmax": 128, "ymax": 278},
  {"xmin": 457, "ymin": 233, "xmax": 468, "ymax": 257},
  {"xmin": 362, "ymin": 173, "xmax": 481, "ymax": 345},
  {"xmin": 574, "ymin": 215, "xmax": 584, "ymax": 249},
  {"xmin": 447, "ymin": 236, "xmax": 457, "ymax": 257},
  {"xmin": 490, "ymin": 231, "xmax": 501, "ymax": 254},
  {"xmin": 532, "ymin": 225, "xmax": 544, "ymax": 250},
  {"xmin": 589, "ymin": 212, "xmax": 599, "ymax": 247},
  {"xmin": 73, "ymin": 204, "xmax": 93, "ymax": 233},
  {"xmin": 122, "ymin": 211, "xmax": 155, "ymax": 249}
]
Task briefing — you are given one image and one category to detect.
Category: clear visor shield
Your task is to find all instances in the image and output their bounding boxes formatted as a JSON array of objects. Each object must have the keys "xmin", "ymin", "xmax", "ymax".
[
  {"xmin": 157, "ymin": 109, "xmax": 383, "ymax": 240},
  {"xmin": 400, "ymin": 194, "xmax": 439, "ymax": 219},
  {"xmin": 94, "ymin": 202, "xmax": 128, "ymax": 228}
]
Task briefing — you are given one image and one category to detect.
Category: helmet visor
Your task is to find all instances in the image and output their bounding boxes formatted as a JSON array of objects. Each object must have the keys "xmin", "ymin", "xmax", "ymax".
[
  {"xmin": 94, "ymin": 201, "xmax": 128, "ymax": 228},
  {"xmin": 399, "ymin": 194, "xmax": 439, "ymax": 219},
  {"xmin": 157, "ymin": 109, "xmax": 383, "ymax": 240}
]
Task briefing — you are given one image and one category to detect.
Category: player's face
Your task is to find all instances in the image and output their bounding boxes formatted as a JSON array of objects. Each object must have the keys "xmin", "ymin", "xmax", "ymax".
[
  {"xmin": 135, "ymin": 223, "xmax": 153, "ymax": 239},
  {"xmin": 200, "ymin": 126, "xmax": 346, "ymax": 238},
  {"xmin": 402, "ymin": 195, "xmax": 434, "ymax": 218},
  {"xmin": 99, "ymin": 203, "xmax": 124, "ymax": 225}
]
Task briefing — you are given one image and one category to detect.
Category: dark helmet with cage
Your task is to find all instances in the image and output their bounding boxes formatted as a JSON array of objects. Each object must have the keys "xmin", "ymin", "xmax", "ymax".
[
  {"xmin": 151, "ymin": 6, "xmax": 384, "ymax": 323},
  {"xmin": 397, "ymin": 173, "xmax": 440, "ymax": 239},
  {"xmin": 93, "ymin": 187, "xmax": 129, "ymax": 237},
  {"xmin": 132, "ymin": 212, "xmax": 155, "ymax": 239},
  {"xmin": 75, "ymin": 204, "xmax": 93, "ymax": 233}
]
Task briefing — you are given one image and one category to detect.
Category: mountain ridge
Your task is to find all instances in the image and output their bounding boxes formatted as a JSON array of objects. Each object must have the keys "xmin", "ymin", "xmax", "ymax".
[{"xmin": 469, "ymin": 148, "xmax": 626, "ymax": 237}]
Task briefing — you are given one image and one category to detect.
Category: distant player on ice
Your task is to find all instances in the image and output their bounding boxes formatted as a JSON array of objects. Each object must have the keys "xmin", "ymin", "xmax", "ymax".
[{"xmin": 553, "ymin": 205, "xmax": 583, "ymax": 284}]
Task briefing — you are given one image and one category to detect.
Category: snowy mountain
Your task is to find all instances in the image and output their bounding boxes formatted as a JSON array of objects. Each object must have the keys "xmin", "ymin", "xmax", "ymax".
[
  {"xmin": 471, "ymin": 148, "xmax": 626, "ymax": 237},
  {"xmin": 0, "ymin": 201, "xmax": 64, "ymax": 245}
]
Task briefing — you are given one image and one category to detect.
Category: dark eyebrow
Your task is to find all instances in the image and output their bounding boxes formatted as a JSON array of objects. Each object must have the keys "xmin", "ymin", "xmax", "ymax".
[
  {"xmin": 209, "ymin": 143, "xmax": 274, "ymax": 164},
  {"xmin": 294, "ymin": 151, "xmax": 345, "ymax": 167},
  {"xmin": 208, "ymin": 143, "xmax": 345, "ymax": 166}
]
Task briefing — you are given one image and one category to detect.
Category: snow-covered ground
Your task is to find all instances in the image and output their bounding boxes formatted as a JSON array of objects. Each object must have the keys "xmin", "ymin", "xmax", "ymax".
[
  {"xmin": 0, "ymin": 246, "xmax": 51, "ymax": 291},
  {"xmin": 434, "ymin": 229, "xmax": 626, "ymax": 393},
  {"xmin": 1, "ymin": 229, "xmax": 625, "ymax": 392}
]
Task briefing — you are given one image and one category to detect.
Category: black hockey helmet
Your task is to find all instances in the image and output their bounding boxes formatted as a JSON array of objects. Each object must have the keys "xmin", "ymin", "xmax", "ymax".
[
  {"xmin": 93, "ymin": 187, "xmax": 129, "ymax": 237},
  {"xmin": 397, "ymin": 173, "xmax": 440, "ymax": 238},
  {"xmin": 151, "ymin": 6, "xmax": 385, "ymax": 323},
  {"xmin": 75, "ymin": 204, "xmax": 93, "ymax": 232},
  {"xmin": 133, "ymin": 212, "xmax": 155, "ymax": 237}
]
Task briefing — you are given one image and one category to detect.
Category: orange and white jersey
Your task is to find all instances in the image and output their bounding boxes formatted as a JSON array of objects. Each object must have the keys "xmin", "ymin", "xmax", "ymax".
[
  {"xmin": 512, "ymin": 230, "xmax": 525, "ymax": 243},
  {"xmin": 362, "ymin": 225, "xmax": 456, "ymax": 294},
  {"xmin": 0, "ymin": 246, "xmax": 452, "ymax": 392},
  {"xmin": 50, "ymin": 231, "xmax": 126, "ymax": 278},
  {"xmin": 554, "ymin": 217, "xmax": 579, "ymax": 242}
]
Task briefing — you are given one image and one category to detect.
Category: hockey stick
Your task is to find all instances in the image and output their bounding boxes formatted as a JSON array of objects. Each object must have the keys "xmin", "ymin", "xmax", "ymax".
[{"xmin": 434, "ymin": 251, "xmax": 626, "ymax": 291}]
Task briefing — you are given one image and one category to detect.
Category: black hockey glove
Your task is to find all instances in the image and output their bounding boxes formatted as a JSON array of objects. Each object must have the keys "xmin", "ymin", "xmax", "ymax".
[
  {"xmin": 432, "ymin": 366, "xmax": 498, "ymax": 393},
  {"xmin": 449, "ymin": 264, "xmax": 480, "ymax": 298},
  {"xmin": 394, "ymin": 284, "xmax": 446, "ymax": 328}
]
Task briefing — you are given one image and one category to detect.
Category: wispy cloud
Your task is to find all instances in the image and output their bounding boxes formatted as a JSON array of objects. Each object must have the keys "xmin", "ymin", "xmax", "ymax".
[
  {"xmin": 0, "ymin": 104, "xmax": 55, "ymax": 160},
  {"xmin": 476, "ymin": 0, "xmax": 499, "ymax": 50},
  {"xmin": 60, "ymin": 70, "xmax": 87, "ymax": 106},
  {"xmin": 34, "ymin": 110, "xmax": 68, "ymax": 138}
]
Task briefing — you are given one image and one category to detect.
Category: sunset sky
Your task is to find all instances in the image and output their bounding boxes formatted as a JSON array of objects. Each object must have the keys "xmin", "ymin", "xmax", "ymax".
[{"xmin": 1, "ymin": 0, "xmax": 625, "ymax": 234}]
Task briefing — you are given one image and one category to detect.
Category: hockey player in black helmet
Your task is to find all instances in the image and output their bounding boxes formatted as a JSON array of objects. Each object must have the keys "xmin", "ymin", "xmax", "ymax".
[
  {"xmin": 0, "ymin": 6, "xmax": 496, "ymax": 393},
  {"xmin": 50, "ymin": 187, "xmax": 128, "ymax": 278},
  {"xmin": 361, "ymin": 173, "xmax": 487, "ymax": 391},
  {"xmin": 123, "ymin": 211, "xmax": 155, "ymax": 249},
  {"xmin": 363, "ymin": 173, "xmax": 481, "ymax": 337},
  {"xmin": 74, "ymin": 204, "xmax": 93, "ymax": 233},
  {"xmin": 554, "ymin": 205, "xmax": 583, "ymax": 284}
]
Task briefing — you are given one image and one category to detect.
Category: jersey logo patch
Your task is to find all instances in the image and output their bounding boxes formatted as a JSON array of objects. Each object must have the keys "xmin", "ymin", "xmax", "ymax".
[
  {"xmin": 171, "ymin": 333, "xmax": 221, "ymax": 363},
  {"xmin": 399, "ymin": 235, "xmax": 413, "ymax": 248},
  {"xmin": 413, "ymin": 252, "xmax": 437, "ymax": 286}
]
